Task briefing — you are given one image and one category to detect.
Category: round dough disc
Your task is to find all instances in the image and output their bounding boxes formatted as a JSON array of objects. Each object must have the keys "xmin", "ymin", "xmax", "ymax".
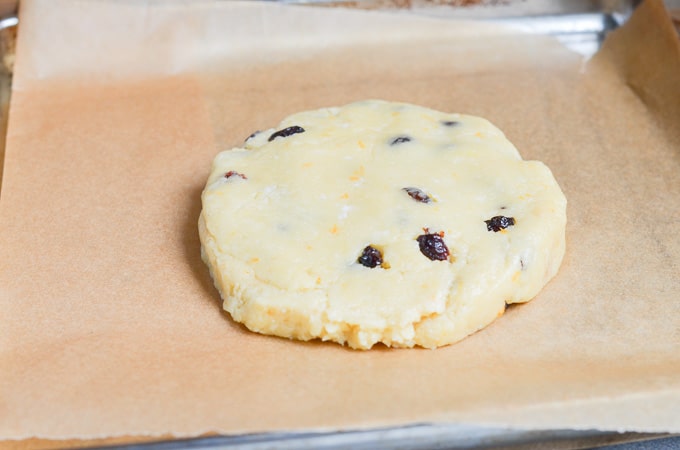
[{"xmin": 199, "ymin": 100, "xmax": 566, "ymax": 349}]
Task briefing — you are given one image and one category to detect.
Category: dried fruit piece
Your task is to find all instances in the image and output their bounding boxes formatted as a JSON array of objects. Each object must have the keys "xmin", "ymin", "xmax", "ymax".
[
  {"xmin": 390, "ymin": 136, "xmax": 412, "ymax": 145},
  {"xmin": 224, "ymin": 171, "xmax": 247, "ymax": 180},
  {"xmin": 485, "ymin": 215, "xmax": 515, "ymax": 232},
  {"xmin": 416, "ymin": 230, "xmax": 449, "ymax": 261},
  {"xmin": 442, "ymin": 120, "xmax": 460, "ymax": 127},
  {"xmin": 245, "ymin": 130, "xmax": 261, "ymax": 142},
  {"xmin": 357, "ymin": 245, "xmax": 383, "ymax": 268},
  {"xmin": 402, "ymin": 187, "xmax": 432, "ymax": 204},
  {"xmin": 268, "ymin": 125, "xmax": 305, "ymax": 142}
]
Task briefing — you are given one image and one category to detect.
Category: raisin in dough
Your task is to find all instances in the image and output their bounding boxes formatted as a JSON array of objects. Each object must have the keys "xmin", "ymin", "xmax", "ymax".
[{"xmin": 199, "ymin": 100, "xmax": 566, "ymax": 349}]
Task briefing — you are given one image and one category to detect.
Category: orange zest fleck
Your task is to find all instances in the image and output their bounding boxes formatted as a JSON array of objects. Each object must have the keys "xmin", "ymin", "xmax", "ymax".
[
  {"xmin": 349, "ymin": 165, "xmax": 365, "ymax": 182},
  {"xmin": 358, "ymin": 140, "xmax": 366, "ymax": 149},
  {"xmin": 330, "ymin": 224, "xmax": 339, "ymax": 234}
]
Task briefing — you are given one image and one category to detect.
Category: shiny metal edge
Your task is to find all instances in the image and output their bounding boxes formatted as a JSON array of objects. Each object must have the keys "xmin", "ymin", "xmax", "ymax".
[
  {"xmin": 488, "ymin": 12, "xmax": 623, "ymax": 55},
  {"xmin": 86, "ymin": 425, "xmax": 679, "ymax": 450},
  {"xmin": 0, "ymin": 15, "xmax": 17, "ymax": 29},
  {"xmin": 0, "ymin": 13, "xmax": 16, "ymax": 199}
]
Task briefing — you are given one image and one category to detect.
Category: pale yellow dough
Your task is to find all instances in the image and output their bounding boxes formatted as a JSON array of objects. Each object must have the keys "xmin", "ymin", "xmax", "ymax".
[{"xmin": 199, "ymin": 100, "xmax": 566, "ymax": 349}]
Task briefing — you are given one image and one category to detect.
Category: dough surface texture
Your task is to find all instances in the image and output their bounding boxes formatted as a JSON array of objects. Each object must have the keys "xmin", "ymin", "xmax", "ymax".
[{"xmin": 199, "ymin": 100, "xmax": 566, "ymax": 349}]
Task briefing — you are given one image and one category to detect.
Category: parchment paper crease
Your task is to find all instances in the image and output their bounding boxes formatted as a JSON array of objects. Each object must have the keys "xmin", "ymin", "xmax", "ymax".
[{"xmin": 1, "ymin": 0, "xmax": 678, "ymax": 444}]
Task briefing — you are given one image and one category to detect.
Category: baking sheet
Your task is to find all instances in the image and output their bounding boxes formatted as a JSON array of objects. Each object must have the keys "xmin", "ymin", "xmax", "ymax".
[{"xmin": 1, "ymin": 0, "xmax": 679, "ymax": 446}]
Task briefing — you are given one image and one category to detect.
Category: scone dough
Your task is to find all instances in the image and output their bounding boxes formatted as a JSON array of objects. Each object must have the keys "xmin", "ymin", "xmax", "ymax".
[{"xmin": 199, "ymin": 100, "xmax": 566, "ymax": 349}]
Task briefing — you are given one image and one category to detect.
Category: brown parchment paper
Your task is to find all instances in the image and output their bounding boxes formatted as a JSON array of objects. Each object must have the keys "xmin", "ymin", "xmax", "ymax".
[{"xmin": 1, "ymin": 0, "xmax": 679, "ymax": 444}]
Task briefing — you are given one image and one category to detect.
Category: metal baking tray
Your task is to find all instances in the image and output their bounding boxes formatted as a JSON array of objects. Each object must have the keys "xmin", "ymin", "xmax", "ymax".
[{"xmin": 0, "ymin": 1, "xmax": 678, "ymax": 449}]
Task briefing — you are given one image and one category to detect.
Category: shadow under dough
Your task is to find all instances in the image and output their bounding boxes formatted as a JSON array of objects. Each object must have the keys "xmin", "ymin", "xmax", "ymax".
[{"xmin": 181, "ymin": 181, "xmax": 227, "ymax": 314}]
